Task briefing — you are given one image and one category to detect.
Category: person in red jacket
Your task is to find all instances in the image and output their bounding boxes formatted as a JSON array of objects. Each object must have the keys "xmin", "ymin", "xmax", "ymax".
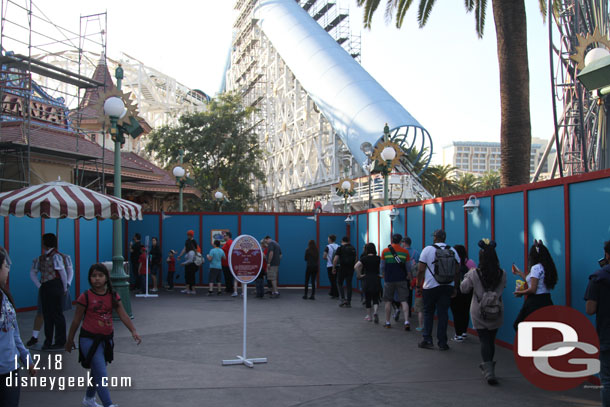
[{"xmin": 221, "ymin": 231, "xmax": 234, "ymax": 294}]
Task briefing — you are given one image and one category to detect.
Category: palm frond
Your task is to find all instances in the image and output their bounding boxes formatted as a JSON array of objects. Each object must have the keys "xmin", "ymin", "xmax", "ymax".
[
  {"xmin": 474, "ymin": 0, "xmax": 487, "ymax": 38},
  {"xmin": 417, "ymin": 0, "xmax": 437, "ymax": 27},
  {"xmin": 464, "ymin": 0, "xmax": 475, "ymax": 12},
  {"xmin": 361, "ymin": 0, "xmax": 382, "ymax": 29},
  {"xmin": 385, "ymin": 0, "xmax": 397, "ymax": 25},
  {"xmin": 539, "ymin": 0, "xmax": 547, "ymax": 23},
  {"xmin": 396, "ymin": 0, "xmax": 415, "ymax": 28}
]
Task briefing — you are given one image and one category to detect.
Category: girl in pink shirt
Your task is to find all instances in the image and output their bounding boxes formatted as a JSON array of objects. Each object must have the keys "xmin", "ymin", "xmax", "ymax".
[{"xmin": 65, "ymin": 264, "xmax": 141, "ymax": 407}]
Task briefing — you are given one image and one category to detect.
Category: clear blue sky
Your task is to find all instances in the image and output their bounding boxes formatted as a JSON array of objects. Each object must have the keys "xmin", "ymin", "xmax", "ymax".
[{"xmin": 25, "ymin": 0, "xmax": 554, "ymax": 163}]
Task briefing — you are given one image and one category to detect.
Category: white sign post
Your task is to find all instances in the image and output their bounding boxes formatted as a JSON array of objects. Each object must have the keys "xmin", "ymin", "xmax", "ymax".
[
  {"xmin": 222, "ymin": 234, "xmax": 267, "ymax": 368},
  {"xmin": 136, "ymin": 235, "xmax": 158, "ymax": 298}
]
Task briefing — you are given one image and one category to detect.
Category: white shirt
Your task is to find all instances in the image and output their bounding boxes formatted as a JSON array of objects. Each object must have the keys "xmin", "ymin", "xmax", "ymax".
[
  {"xmin": 527, "ymin": 263, "xmax": 550, "ymax": 294},
  {"xmin": 418, "ymin": 243, "xmax": 460, "ymax": 289},
  {"xmin": 325, "ymin": 243, "xmax": 339, "ymax": 268}
]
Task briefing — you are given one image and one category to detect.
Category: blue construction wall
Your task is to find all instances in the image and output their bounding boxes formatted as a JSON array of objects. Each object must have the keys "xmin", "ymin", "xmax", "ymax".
[{"xmin": 3, "ymin": 169, "xmax": 610, "ymax": 349}]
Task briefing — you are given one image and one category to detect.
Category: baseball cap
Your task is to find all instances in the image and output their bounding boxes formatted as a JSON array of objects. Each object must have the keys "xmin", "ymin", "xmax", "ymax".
[{"xmin": 432, "ymin": 229, "xmax": 446, "ymax": 241}]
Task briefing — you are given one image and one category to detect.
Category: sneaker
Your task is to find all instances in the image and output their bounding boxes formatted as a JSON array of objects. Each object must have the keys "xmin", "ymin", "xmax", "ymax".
[
  {"xmin": 82, "ymin": 396, "xmax": 102, "ymax": 407},
  {"xmin": 384, "ymin": 322, "xmax": 391, "ymax": 329},
  {"xmin": 187, "ymin": 290, "xmax": 196, "ymax": 295},
  {"xmin": 208, "ymin": 291, "xmax": 214, "ymax": 296},
  {"xmin": 309, "ymin": 296, "xmax": 315, "ymax": 300},
  {"xmin": 339, "ymin": 301, "xmax": 347, "ymax": 308},
  {"xmin": 438, "ymin": 344, "xmax": 450, "ymax": 351},
  {"xmin": 345, "ymin": 302, "xmax": 351, "ymax": 308},
  {"xmin": 232, "ymin": 292, "xmax": 238, "ymax": 297},
  {"xmin": 452, "ymin": 335, "xmax": 464, "ymax": 342},
  {"xmin": 26, "ymin": 337, "xmax": 38, "ymax": 347},
  {"xmin": 151, "ymin": 288, "xmax": 158, "ymax": 293},
  {"xmin": 393, "ymin": 309, "xmax": 400, "ymax": 322},
  {"xmin": 373, "ymin": 314, "xmax": 379, "ymax": 324},
  {"xmin": 415, "ymin": 327, "xmax": 423, "ymax": 332},
  {"xmin": 461, "ymin": 333, "xmax": 468, "ymax": 339},
  {"xmin": 418, "ymin": 340, "xmax": 434, "ymax": 349},
  {"xmin": 404, "ymin": 323, "xmax": 411, "ymax": 331},
  {"xmin": 180, "ymin": 289, "xmax": 188, "ymax": 294},
  {"xmin": 364, "ymin": 315, "xmax": 371, "ymax": 322},
  {"xmin": 217, "ymin": 291, "xmax": 222, "ymax": 295},
  {"xmin": 41, "ymin": 342, "xmax": 53, "ymax": 351}
]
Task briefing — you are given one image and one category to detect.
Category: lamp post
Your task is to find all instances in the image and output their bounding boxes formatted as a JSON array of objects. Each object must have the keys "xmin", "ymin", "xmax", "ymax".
[
  {"xmin": 213, "ymin": 180, "xmax": 228, "ymax": 212},
  {"xmin": 172, "ymin": 149, "xmax": 186, "ymax": 212},
  {"xmin": 104, "ymin": 65, "xmax": 132, "ymax": 317},
  {"xmin": 372, "ymin": 124, "xmax": 402, "ymax": 207},
  {"xmin": 360, "ymin": 142, "xmax": 373, "ymax": 209},
  {"xmin": 336, "ymin": 177, "xmax": 354, "ymax": 213}
]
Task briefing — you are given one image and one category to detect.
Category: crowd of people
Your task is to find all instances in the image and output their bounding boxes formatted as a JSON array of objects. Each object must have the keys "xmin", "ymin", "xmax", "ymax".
[{"xmin": 0, "ymin": 229, "xmax": 609, "ymax": 406}]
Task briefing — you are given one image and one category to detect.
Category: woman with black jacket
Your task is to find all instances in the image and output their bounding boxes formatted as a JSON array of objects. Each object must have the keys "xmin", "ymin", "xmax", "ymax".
[{"xmin": 304, "ymin": 240, "xmax": 318, "ymax": 300}]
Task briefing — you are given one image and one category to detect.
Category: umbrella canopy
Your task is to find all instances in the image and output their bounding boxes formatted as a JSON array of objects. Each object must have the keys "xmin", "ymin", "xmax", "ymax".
[{"xmin": 0, "ymin": 180, "xmax": 142, "ymax": 220}]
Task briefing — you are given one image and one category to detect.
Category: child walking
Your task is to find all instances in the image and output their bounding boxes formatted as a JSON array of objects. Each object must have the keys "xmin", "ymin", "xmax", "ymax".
[
  {"xmin": 65, "ymin": 263, "xmax": 141, "ymax": 407},
  {"xmin": 166, "ymin": 250, "xmax": 176, "ymax": 290}
]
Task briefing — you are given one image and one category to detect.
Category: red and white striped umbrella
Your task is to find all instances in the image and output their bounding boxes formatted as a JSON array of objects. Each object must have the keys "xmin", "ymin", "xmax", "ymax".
[{"xmin": 0, "ymin": 180, "xmax": 142, "ymax": 220}]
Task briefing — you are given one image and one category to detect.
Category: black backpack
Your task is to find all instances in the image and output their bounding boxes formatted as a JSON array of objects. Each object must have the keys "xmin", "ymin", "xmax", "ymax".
[
  {"xmin": 339, "ymin": 244, "xmax": 357, "ymax": 268},
  {"xmin": 428, "ymin": 244, "xmax": 457, "ymax": 284}
]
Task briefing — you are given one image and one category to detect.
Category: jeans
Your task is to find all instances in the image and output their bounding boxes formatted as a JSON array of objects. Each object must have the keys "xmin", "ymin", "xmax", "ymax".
[
  {"xmin": 422, "ymin": 284, "xmax": 453, "ymax": 346},
  {"xmin": 327, "ymin": 267, "xmax": 338, "ymax": 297},
  {"xmin": 167, "ymin": 271, "xmax": 175, "ymax": 289},
  {"xmin": 0, "ymin": 370, "xmax": 20, "ymax": 407},
  {"xmin": 477, "ymin": 328, "xmax": 498, "ymax": 362},
  {"xmin": 40, "ymin": 278, "xmax": 66, "ymax": 346},
  {"xmin": 222, "ymin": 266, "xmax": 234, "ymax": 292},
  {"xmin": 80, "ymin": 337, "xmax": 113, "ymax": 407},
  {"xmin": 255, "ymin": 275, "xmax": 265, "ymax": 297},
  {"xmin": 185, "ymin": 264, "xmax": 197, "ymax": 290},
  {"xmin": 337, "ymin": 268, "xmax": 354, "ymax": 303},
  {"xmin": 601, "ymin": 349, "xmax": 610, "ymax": 407},
  {"xmin": 304, "ymin": 266, "xmax": 317, "ymax": 297}
]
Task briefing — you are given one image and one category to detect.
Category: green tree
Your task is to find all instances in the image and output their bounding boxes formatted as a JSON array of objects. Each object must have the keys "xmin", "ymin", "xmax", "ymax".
[
  {"xmin": 356, "ymin": 0, "xmax": 552, "ymax": 187},
  {"xmin": 454, "ymin": 172, "xmax": 480, "ymax": 195},
  {"xmin": 145, "ymin": 92, "xmax": 264, "ymax": 211},
  {"xmin": 422, "ymin": 164, "xmax": 458, "ymax": 197},
  {"xmin": 478, "ymin": 170, "xmax": 501, "ymax": 191}
]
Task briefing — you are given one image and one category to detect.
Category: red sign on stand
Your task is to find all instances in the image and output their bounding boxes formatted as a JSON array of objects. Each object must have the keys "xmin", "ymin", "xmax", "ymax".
[{"xmin": 228, "ymin": 235, "xmax": 263, "ymax": 284}]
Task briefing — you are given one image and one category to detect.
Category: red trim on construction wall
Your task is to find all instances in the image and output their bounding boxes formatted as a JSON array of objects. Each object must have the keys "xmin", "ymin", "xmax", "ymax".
[
  {"xmin": 237, "ymin": 214, "xmax": 242, "ymax": 235},
  {"xmin": 464, "ymin": 198, "xmax": 469, "ymax": 253},
  {"xmin": 564, "ymin": 184, "xmax": 571, "ymax": 307},
  {"xmin": 441, "ymin": 202, "xmax": 445, "ymax": 230},
  {"xmin": 74, "ymin": 219, "xmax": 80, "ymax": 296},
  {"xmin": 96, "ymin": 220, "xmax": 99, "ymax": 263},
  {"xmin": 159, "ymin": 213, "xmax": 163, "ymax": 287},
  {"xmin": 199, "ymin": 214, "xmax": 203, "ymax": 284},
  {"xmin": 404, "ymin": 207, "xmax": 408, "ymax": 239},
  {"xmin": 316, "ymin": 215, "xmax": 320, "ymax": 288},
  {"xmin": 3, "ymin": 217, "xmax": 8, "ymax": 252},
  {"xmin": 390, "ymin": 210, "xmax": 393, "ymax": 240},
  {"xmin": 356, "ymin": 213, "xmax": 360, "ymax": 257},
  {"xmin": 422, "ymin": 204, "xmax": 426, "ymax": 248},
  {"xmin": 523, "ymin": 191, "xmax": 529, "ymax": 272},
  {"xmin": 491, "ymin": 195, "xmax": 496, "ymax": 241},
  {"xmin": 275, "ymin": 214, "xmax": 279, "ymax": 242},
  {"xmin": 124, "ymin": 220, "xmax": 129, "ymax": 262},
  {"xmin": 366, "ymin": 213, "xmax": 369, "ymax": 243},
  {"xmin": 377, "ymin": 211, "xmax": 380, "ymax": 251}
]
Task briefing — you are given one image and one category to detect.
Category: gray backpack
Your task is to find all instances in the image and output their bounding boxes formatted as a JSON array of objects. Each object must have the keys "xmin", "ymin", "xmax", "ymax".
[
  {"xmin": 429, "ymin": 244, "xmax": 457, "ymax": 284},
  {"xmin": 475, "ymin": 269, "xmax": 502, "ymax": 320}
]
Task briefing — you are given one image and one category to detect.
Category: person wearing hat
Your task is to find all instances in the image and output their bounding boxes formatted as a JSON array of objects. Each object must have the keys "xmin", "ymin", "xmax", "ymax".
[
  {"xmin": 177, "ymin": 230, "xmax": 198, "ymax": 261},
  {"xmin": 416, "ymin": 229, "xmax": 460, "ymax": 351}
]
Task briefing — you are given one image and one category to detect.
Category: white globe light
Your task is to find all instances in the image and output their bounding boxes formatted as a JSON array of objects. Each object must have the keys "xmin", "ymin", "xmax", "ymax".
[
  {"xmin": 381, "ymin": 146, "xmax": 396, "ymax": 161},
  {"xmin": 214, "ymin": 191, "xmax": 224, "ymax": 200},
  {"xmin": 103, "ymin": 97, "xmax": 125, "ymax": 117},
  {"xmin": 172, "ymin": 166, "xmax": 185, "ymax": 178},
  {"xmin": 341, "ymin": 180, "xmax": 351, "ymax": 190},
  {"xmin": 248, "ymin": 207, "xmax": 255, "ymax": 212},
  {"xmin": 585, "ymin": 47, "xmax": 610, "ymax": 67}
]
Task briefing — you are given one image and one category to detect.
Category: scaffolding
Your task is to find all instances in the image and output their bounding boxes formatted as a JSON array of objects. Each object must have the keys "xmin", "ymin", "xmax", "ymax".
[
  {"xmin": 0, "ymin": 0, "xmax": 110, "ymax": 191},
  {"xmin": 535, "ymin": 0, "xmax": 610, "ymax": 180}
]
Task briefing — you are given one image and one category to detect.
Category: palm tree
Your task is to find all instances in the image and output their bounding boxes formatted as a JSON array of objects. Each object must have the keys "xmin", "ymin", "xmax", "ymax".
[
  {"xmin": 454, "ymin": 172, "xmax": 479, "ymax": 195},
  {"xmin": 423, "ymin": 165, "xmax": 458, "ymax": 197},
  {"xmin": 356, "ymin": 0, "xmax": 549, "ymax": 187},
  {"xmin": 478, "ymin": 170, "xmax": 501, "ymax": 191}
]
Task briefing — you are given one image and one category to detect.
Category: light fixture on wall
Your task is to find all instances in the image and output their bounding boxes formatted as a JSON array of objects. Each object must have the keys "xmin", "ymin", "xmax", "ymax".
[
  {"xmin": 344, "ymin": 215, "xmax": 354, "ymax": 223},
  {"xmin": 463, "ymin": 195, "xmax": 480, "ymax": 213},
  {"xmin": 389, "ymin": 207, "xmax": 399, "ymax": 222}
]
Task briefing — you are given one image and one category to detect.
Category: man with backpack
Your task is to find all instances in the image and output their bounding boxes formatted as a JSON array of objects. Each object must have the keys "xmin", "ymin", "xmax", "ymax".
[
  {"xmin": 381, "ymin": 234, "xmax": 411, "ymax": 329},
  {"xmin": 416, "ymin": 229, "xmax": 460, "ymax": 351},
  {"xmin": 332, "ymin": 236, "xmax": 357, "ymax": 308}
]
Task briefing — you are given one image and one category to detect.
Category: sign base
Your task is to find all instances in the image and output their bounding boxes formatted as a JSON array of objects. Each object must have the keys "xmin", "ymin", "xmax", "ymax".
[
  {"xmin": 135, "ymin": 293, "xmax": 158, "ymax": 298},
  {"xmin": 222, "ymin": 355, "xmax": 267, "ymax": 368}
]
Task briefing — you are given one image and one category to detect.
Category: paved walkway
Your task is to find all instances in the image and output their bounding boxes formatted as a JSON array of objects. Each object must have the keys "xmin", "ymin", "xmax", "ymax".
[{"xmin": 17, "ymin": 288, "xmax": 601, "ymax": 407}]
